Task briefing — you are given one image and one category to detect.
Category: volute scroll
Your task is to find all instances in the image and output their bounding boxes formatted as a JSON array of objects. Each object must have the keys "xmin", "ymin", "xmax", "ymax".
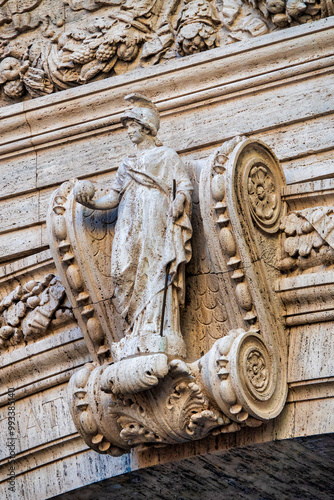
[{"xmin": 199, "ymin": 137, "xmax": 288, "ymax": 422}]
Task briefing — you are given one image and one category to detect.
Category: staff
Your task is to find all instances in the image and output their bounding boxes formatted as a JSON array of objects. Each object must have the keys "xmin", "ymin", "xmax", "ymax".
[{"xmin": 160, "ymin": 179, "xmax": 176, "ymax": 337}]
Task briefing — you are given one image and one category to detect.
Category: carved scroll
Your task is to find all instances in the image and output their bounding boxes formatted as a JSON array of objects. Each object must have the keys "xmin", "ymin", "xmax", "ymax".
[
  {"xmin": 47, "ymin": 179, "xmax": 127, "ymax": 364},
  {"xmin": 199, "ymin": 136, "xmax": 288, "ymax": 421}
]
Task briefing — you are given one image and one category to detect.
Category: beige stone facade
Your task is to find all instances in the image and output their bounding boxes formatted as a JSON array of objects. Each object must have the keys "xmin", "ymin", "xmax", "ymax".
[{"xmin": 0, "ymin": 4, "xmax": 333, "ymax": 498}]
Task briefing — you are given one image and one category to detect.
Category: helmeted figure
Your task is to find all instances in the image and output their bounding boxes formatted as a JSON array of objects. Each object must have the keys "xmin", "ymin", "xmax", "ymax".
[{"xmin": 74, "ymin": 94, "xmax": 193, "ymax": 359}]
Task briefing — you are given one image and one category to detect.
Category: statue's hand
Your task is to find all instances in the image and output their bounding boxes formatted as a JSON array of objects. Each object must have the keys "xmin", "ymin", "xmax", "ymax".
[
  {"xmin": 73, "ymin": 180, "xmax": 96, "ymax": 207},
  {"xmin": 171, "ymin": 192, "xmax": 186, "ymax": 221}
]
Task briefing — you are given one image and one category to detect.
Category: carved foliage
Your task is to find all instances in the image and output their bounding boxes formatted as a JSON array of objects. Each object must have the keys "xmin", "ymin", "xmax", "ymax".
[
  {"xmin": 246, "ymin": 0, "xmax": 333, "ymax": 29},
  {"xmin": 68, "ymin": 329, "xmax": 275, "ymax": 456},
  {"xmin": 279, "ymin": 208, "xmax": 334, "ymax": 273},
  {"xmin": 0, "ymin": 273, "xmax": 72, "ymax": 351},
  {"xmin": 176, "ymin": 0, "xmax": 222, "ymax": 56},
  {"xmin": 0, "ymin": 1, "xmax": 159, "ymax": 100},
  {"xmin": 1, "ymin": 0, "xmax": 332, "ymax": 102}
]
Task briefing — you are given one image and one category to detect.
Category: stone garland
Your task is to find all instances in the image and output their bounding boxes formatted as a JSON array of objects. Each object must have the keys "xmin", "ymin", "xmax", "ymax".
[
  {"xmin": 0, "ymin": 0, "xmax": 331, "ymax": 102},
  {"xmin": 0, "ymin": 273, "xmax": 73, "ymax": 351}
]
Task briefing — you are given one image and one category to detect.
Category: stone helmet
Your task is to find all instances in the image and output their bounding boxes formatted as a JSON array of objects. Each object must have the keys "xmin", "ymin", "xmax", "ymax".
[{"xmin": 121, "ymin": 93, "xmax": 160, "ymax": 136}]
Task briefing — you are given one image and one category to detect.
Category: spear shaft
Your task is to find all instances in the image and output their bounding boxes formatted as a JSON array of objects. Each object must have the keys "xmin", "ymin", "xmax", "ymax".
[{"xmin": 160, "ymin": 179, "xmax": 176, "ymax": 337}]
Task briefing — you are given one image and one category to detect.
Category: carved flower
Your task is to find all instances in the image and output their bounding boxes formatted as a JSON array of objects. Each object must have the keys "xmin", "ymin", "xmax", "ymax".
[
  {"xmin": 248, "ymin": 165, "xmax": 277, "ymax": 222},
  {"xmin": 246, "ymin": 350, "xmax": 269, "ymax": 391}
]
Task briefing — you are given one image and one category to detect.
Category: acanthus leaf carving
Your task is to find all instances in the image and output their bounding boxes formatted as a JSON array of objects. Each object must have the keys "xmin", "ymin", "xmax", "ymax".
[{"xmin": 68, "ymin": 328, "xmax": 273, "ymax": 456}]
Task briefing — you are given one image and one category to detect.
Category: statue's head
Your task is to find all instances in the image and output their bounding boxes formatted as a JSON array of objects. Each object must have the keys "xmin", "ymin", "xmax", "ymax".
[
  {"xmin": 124, "ymin": 119, "xmax": 151, "ymax": 145},
  {"xmin": 121, "ymin": 93, "xmax": 160, "ymax": 137}
]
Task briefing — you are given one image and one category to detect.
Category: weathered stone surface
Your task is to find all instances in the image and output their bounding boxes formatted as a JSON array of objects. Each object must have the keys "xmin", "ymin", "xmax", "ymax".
[{"xmin": 0, "ymin": 16, "xmax": 333, "ymax": 500}]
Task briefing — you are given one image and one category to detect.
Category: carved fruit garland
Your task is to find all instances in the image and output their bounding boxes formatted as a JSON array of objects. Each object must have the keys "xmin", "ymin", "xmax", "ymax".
[{"xmin": 0, "ymin": 274, "xmax": 72, "ymax": 351}]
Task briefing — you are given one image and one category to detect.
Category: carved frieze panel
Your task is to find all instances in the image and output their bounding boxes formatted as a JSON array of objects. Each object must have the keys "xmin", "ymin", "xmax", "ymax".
[
  {"xmin": 0, "ymin": 272, "xmax": 73, "ymax": 352},
  {"xmin": 277, "ymin": 192, "xmax": 334, "ymax": 326},
  {"xmin": 0, "ymin": 0, "xmax": 332, "ymax": 105},
  {"xmin": 279, "ymin": 208, "xmax": 334, "ymax": 274}
]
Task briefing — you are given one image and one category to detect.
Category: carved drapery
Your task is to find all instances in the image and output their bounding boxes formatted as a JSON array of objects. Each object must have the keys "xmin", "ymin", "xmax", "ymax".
[{"xmin": 48, "ymin": 137, "xmax": 289, "ymax": 455}]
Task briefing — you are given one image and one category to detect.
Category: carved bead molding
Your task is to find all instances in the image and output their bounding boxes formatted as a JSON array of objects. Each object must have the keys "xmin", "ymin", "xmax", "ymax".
[
  {"xmin": 0, "ymin": 0, "xmax": 332, "ymax": 104},
  {"xmin": 48, "ymin": 137, "xmax": 288, "ymax": 456},
  {"xmin": 47, "ymin": 179, "xmax": 125, "ymax": 364}
]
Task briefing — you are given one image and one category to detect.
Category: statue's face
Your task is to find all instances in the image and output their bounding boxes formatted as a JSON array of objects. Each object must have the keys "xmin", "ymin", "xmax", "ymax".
[{"xmin": 126, "ymin": 120, "xmax": 147, "ymax": 145}]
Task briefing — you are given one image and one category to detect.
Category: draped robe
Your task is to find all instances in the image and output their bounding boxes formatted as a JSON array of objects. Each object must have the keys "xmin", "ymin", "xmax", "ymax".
[{"xmin": 110, "ymin": 145, "xmax": 192, "ymax": 355}]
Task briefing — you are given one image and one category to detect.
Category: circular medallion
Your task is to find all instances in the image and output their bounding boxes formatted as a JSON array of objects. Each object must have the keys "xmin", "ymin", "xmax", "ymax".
[
  {"xmin": 240, "ymin": 335, "xmax": 274, "ymax": 401},
  {"xmin": 229, "ymin": 332, "xmax": 276, "ymax": 409}
]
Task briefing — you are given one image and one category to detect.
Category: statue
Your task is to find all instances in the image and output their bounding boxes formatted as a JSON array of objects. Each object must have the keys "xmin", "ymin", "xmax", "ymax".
[
  {"xmin": 48, "ymin": 132, "xmax": 289, "ymax": 453},
  {"xmin": 73, "ymin": 94, "xmax": 193, "ymax": 360}
]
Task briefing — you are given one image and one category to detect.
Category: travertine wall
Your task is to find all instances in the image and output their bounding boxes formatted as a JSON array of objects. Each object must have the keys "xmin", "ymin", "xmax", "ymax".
[{"xmin": 0, "ymin": 17, "xmax": 333, "ymax": 499}]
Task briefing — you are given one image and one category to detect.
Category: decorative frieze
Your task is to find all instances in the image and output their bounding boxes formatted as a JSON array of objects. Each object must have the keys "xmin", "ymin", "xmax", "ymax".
[
  {"xmin": 0, "ymin": 0, "xmax": 332, "ymax": 104},
  {"xmin": 279, "ymin": 208, "xmax": 334, "ymax": 273}
]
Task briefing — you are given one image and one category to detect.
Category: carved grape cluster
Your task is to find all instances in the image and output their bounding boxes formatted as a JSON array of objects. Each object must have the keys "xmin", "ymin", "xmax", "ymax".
[
  {"xmin": 96, "ymin": 42, "xmax": 117, "ymax": 61},
  {"xmin": 72, "ymin": 45, "xmax": 96, "ymax": 64}
]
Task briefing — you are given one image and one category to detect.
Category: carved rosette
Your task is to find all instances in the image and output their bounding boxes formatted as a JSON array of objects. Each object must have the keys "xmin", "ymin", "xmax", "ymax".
[
  {"xmin": 247, "ymin": 163, "xmax": 282, "ymax": 233},
  {"xmin": 229, "ymin": 332, "xmax": 279, "ymax": 418},
  {"xmin": 192, "ymin": 328, "xmax": 280, "ymax": 423}
]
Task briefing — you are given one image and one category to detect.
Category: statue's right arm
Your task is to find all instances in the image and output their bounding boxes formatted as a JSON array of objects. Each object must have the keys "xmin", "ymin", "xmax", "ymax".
[
  {"xmin": 73, "ymin": 180, "xmax": 120, "ymax": 210},
  {"xmin": 91, "ymin": 189, "xmax": 120, "ymax": 210}
]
